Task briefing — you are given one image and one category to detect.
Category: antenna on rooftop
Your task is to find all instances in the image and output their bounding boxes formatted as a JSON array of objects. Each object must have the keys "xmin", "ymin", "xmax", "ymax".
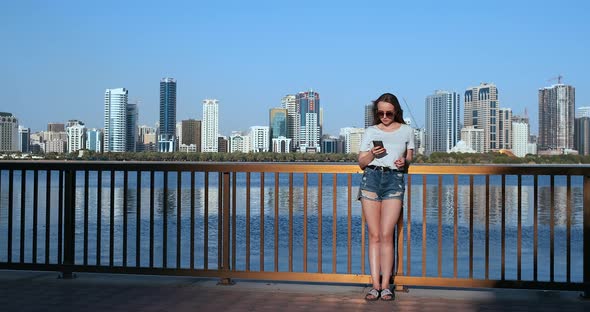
[{"xmin": 547, "ymin": 74, "xmax": 563, "ymax": 84}]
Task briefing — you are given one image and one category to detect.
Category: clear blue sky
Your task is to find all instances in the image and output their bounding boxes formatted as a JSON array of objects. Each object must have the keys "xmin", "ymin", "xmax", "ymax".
[{"xmin": 1, "ymin": 0, "xmax": 589, "ymax": 136}]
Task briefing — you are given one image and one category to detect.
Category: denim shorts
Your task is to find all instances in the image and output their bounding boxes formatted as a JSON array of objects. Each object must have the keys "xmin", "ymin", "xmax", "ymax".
[{"xmin": 357, "ymin": 167, "xmax": 406, "ymax": 201}]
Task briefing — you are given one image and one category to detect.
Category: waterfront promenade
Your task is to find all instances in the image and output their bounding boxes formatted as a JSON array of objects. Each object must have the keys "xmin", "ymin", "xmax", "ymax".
[{"xmin": 1, "ymin": 270, "xmax": 588, "ymax": 312}]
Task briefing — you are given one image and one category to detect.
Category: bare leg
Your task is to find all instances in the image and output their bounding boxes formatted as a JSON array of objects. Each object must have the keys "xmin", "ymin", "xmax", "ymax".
[
  {"xmin": 379, "ymin": 198, "xmax": 402, "ymax": 291},
  {"xmin": 361, "ymin": 198, "xmax": 383, "ymax": 292}
]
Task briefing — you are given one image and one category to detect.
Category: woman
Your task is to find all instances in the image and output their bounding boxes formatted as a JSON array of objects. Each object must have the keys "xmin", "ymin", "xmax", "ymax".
[{"xmin": 358, "ymin": 93, "xmax": 414, "ymax": 301}]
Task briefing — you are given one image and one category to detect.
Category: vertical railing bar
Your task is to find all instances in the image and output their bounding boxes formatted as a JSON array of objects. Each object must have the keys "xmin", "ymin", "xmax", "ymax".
[
  {"xmin": 45, "ymin": 170, "xmax": 51, "ymax": 264},
  {"xmin": 58, "ymin": 170, "xmax": 63, "ymax": 265},
  {"xmin": 583, "ymin": 175, "xmax": 590, "ymax": 298},
  {"xmin": 123, "ymin": 170, "xmax": 128, "ymax": 267},
  {"xmin": 246, "ymin": 172, "xmax": 250, "ymax": 271},
  {"xmin": 8, "ymin": 170, "xmax": 13, "ymax": 263},
  {"xmin": 109, "ymin": 170, "xmax": 115, "ymax": 267},
  {"xmin": 274, "ymin": 172, "xmax": 279, "ymax": 272},
  {"xmin": 222, "ymin": 172, "xmax": 231, "ymax": 279},
  {"xmin": 136, "ymin": 171, "xmax": 141, "ymax": 267},
  {"xmin": 534, "ymin": 175, "xmax": 538, "ymax": 281},
  {"xmin": 517, "ymin": 175, "xmax": 522, "ymax": 281},
  {"xmin": 347, "ymin": 173, "xmax": 352, "ymax": 274},
  {"xmin": 232, "ymin": 172, "xmax": 237, "ymax": 272},
  {"xmin": 453, "ymin": 174, "xmax": 458, "ymax": 278},
  {"xmin": 304, "ymin": 173, "xmax": 308, "ymax": 273},
  {"xmin": 550, "ymin": 175, "xmax": 555, "ymax": 282},
  {"xmin": 149, "ymin": 171, "xmax": 155, "ymax": 268},
  {"xmin": 83, "ymin": 170, "xmax": 89, "ymax": 266},
  {"xmin": 407, "ymin": 174, "xmax": 412, "ymax": 276},
  {"xmin": 260, "ymin": 172, "xmax": 265, "ymax": 272},
  {"xmin": 501, "ymin": 175, "xmax": 506, "ymax": 281},
  {"xmin": 96, "ymin": 171, "xmax": 102, "ymax": 266},
  {"xmin": 469, "ymin": 175, "xmax": 474, "ymax": 279},
  {"xmin": 332, "ymin": 173, "xmax": 337, "ymax": 274},
  {"xmin": 20, "ymin": 169, "xmax": 26, "ymax": 263},
  {"xmin": 437, "ymin": 175, "xmax": 442, "ymax": 278},
  {"xmin": 62, "ymin": 169, "xmax": 75, "ymax": 276},
  {"xmin": 33, "ymin": 170, "xmax": 39, "ymax": 264},
  {"xmin": 204, "ymin": 172, "xmax": 209, "ymax": 270},
  {"xmin": 289, "ymin": 173, "xmax": 293, "ymax": 273},
  {"xmin": 163, "ymin": 171, "xmax": 168, "ymax": 268},
  {"xmin": 318, "ymin": 173, "xmax": 323, "ymax": 273},
  {"xmin": 485, "ymin": 175, "xmax": 490, "ymax": 280},
  {"xmin": 422, "ymin": 174, "xmax": 427, "ymax": 277},
  {"xmin": 177, "ymin": 171, "xmax": 182, "ymax": 269},
  {"xmin": 566, "ymin": 175, "xmax": 571, "ymax": 283},
  {"xmin": 218, "ymin": 172, "xmax": 223, "ymax": 269},
  {"xmin": 190, "ymin": 171, "xmax": 195, "ymax": 270}
]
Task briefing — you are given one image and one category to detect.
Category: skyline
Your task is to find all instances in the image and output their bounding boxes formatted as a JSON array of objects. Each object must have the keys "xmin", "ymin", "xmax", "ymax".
[{"xmin": 2, "ymin": 0, "xmax": 589, "ymax": 136}]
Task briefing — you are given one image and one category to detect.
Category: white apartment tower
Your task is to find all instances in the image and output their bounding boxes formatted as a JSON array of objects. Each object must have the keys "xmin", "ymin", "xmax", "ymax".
[
  {"xmin": 464, "ymin": 83, "xmax": 499, "ymax": 152},
  {"xmin": 512, "ymin": 121, "xmax": 529, "ymax": 157},
  {"xmin": 461, "ymin": 126, "xmax": 485, "ymax": 153},
  {"xmin": 201, "ymin": 99, "xmax": 219, "ymax": 152},
  {"xmin": 249, "ymin": 126, "xmax": 270, "ymax": 152},
  {"xmin": 425, "ymin": 90, "xmax": 460, "ymax": 154},
  {"xmin": 66, "ymin": 120, "xmax": 86, "ymax": 153},
  {"xmin": 281, "ymin": 94, "xmax": 298, "ymax": 151},
  {"xmin": 498, "ymin": 108, "xmax": 512, "ymax": 150},
  {"xmin": 104, "ymin": 88, "xmax": 128, "ymax": 152}
]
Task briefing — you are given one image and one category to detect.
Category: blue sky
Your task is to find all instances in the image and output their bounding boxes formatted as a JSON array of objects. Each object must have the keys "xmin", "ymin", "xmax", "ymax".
[{"xmin": 1, "ymin": 0, "xmax": 589, "ymax": 136}]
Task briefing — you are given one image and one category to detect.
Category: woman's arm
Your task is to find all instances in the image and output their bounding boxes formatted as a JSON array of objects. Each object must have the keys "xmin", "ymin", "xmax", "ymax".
[{"xmin": 358, "ymin": 150, "xmax": 375, "ymax": 170}]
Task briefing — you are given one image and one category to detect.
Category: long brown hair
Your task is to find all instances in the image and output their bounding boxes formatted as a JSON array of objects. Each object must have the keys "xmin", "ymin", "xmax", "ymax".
[{"xmin": 371, "ymin": 93, "xmax": 406, "ymax": 125}]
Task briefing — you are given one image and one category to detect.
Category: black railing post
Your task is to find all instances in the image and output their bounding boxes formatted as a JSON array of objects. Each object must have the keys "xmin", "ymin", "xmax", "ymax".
[
  {"xmin": 61, "ymin": 169, "xmax": 76, "ymax": 279},
  {"xmin": 218, "ymin": 171, "xmax": 234, "ymax": 285},
  {"xmin": 583, "ymin": 176, "xmax": 590, "ymax": 298}
]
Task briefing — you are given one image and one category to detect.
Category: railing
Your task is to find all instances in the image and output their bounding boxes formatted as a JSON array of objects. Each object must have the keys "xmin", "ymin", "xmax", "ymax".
[{"xmin": 0, "ymin": 161, "xmax": 588, "ymax": 296}]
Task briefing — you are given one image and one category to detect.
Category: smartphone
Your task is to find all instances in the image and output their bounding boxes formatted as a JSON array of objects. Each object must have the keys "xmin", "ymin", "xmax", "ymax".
[{"xmin": 372, "ymin": 140, "xmax": 384, "ymax": 148}]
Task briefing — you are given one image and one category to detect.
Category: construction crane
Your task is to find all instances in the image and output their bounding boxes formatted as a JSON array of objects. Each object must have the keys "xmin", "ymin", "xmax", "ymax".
[
  {"xmin": 401, "ymin": 97, "xmax": 422, "ymax": 129},
  {"xmin": 547, "ymin": 74, "xmax": 563, "ymax": 84}
]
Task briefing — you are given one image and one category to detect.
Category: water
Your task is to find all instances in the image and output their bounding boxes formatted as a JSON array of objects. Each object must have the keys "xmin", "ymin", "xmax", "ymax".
[{"xmin": 0, "ymin": 170, "xmax": 584, "ymax": 282}]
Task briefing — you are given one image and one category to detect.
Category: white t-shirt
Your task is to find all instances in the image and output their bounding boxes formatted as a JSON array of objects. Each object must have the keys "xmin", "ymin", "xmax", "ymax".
[{"xmin": 359, "ymin": 124, "xmax": 415, "ymax": 168}]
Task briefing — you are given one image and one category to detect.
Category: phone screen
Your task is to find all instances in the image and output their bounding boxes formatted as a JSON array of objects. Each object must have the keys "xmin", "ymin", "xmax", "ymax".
[{"xmin": 373, "ymin": 140, "xmax": 384, "ymax": 148}]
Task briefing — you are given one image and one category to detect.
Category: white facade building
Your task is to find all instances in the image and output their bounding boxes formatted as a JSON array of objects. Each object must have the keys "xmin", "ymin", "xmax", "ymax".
[
  {"xmin": 86, "ymin": 128, "xmax": 103, "ymax": 153},
  {"xmin": 104, "ymin": 88, "xmax": 128, "ymax": 152},
  {"xmin": 511, "ymin": 121, "xmax": 529, "ymax": 157},
  {"xmin": 340, "ymin": 127, "xmax": 364, "ymax": 154},
  {"xmin": 66, "ymin": 120, "xmax": 86, "ymax": 153},
  {"xmin": 201, "ymin": 99, "xmax": 219, "ymax": 152},
  {"xmin": 281, "ymin": 94, "xmax": 299, "ymax": 151},
  {"xmin": 425, "ymin": 90, "xmax": 460, "ymax": 154},
  {"xmin": 272, "ymin": 136, "xmax": 291, "ymax": 153},
  {"xmin": 229, "ymin": 132, "xmax": 250, "ymax": 153},
  {"xmin": 249, "ymin": 126, "xmax": 270, "ymax": 152},
  {"xmin": 461, "ymin": 126, "xmax": 485, "ymax": 153}
]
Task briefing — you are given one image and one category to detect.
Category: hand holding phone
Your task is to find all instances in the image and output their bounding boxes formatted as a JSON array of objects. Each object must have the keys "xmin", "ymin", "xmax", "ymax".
[{"xmin": 372, "ymin": 140, "xmax": 386, "ymax": 157}]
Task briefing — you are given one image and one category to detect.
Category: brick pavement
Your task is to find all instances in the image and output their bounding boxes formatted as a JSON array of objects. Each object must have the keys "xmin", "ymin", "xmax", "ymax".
[{"xmin": 0, "ymin": 271, "xmax": 588, "ymax": 312}]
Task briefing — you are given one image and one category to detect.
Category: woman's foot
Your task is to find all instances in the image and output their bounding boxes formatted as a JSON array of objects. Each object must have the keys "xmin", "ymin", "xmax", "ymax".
[
  {"xmin": 364, "ymin": 288, "xmax": 380, "ymax": 301},
  {"xmin": 380, "ymin": 288, "xmax": 394, "ymax": 301}
]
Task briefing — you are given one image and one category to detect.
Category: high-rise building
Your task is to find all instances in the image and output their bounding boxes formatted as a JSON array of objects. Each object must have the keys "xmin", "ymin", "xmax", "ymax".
[
  {"xmin": 269, "ymin": 108, "xmax": 288, "ymax": 145},
  {"xmin": 86, "ymin": 128, "xmax": 103, "ymax": 153},
  {"xmin": 229, "ymin": 132, "xmax": 249, "ymax": 153},
  {"xmin": 104, "ymin": 88, "xmax": 128, "ymax": 152},
  {"xmin": 47, "ymin": 123, "xmax": 65, "ymax": 132},
  {"xmin": 18, "ymin": 126, "xmax": 30, "ymax": 153},
  {"xmin": 281, "ymin": 94, "xmax": 298, "ymax": 151},
  {"xmin": 0, "ymin": 112, "xmax": 19, "ymax": 152},
  {"xmin": 249, "ymin": 126, "xmax": 270, "ymax": 152},
  {"xmin": 217, "ymin": 136, "xmax": 228, "ymax": 153},
  {"xmin": 159, "ymin": 78, "xmax": 177, "ymax": 152},
  {"xmin": 464, "ymin": 83, "xmax": 499, "ymax": 152},
  {"xmin": 296, "ymin": 90, "xmax": 321, "ymax": 153},
  {"xmin": 126, "ymin": 103, "xmax": 138, "ymax": 152},
  {"xmin": 181, "ymin": 119, "xmax": 201, "ymax": 152},
  {"xmin": 66, "ymin": 120, "xmax": 86, "ymax": 153},
  {"xmin": 512, "ymin": 121, "xmax": 529, "ymax": 157},
  {"xmin": 575, "ymin": 117, "xmax": 590, "ymax": 155},
  {"xmin": 461, "ymin": 126, "xmax": 484, "ymax": 153},
  {"xmin": 577, "ymin": 106, "xmax": 590, "ymax": 118},
  {"xmin": 498, "ymin": 108, "xmax": 512, "ymax": 150},
  {"xmin": 425, "ymin": 90, "xmax": 460, "ymax": 154},
  {"xmin": 202, "ymin": 99, "xmax": 219, "ymax": 152},
  {"xmin": 364, "ymin": 103, "xmax": 374, "ymax": 128},
  {"xmin": 339, "ymin": 127, "xmax": 364, "ymax": 154},
  {"xmin": 538, "ymin": 84, "xmax": 575, "ymax": 151}
]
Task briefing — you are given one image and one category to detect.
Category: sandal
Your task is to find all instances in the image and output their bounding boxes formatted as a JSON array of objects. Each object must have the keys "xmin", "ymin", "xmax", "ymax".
[
  {"xmin": 380, "ymin": 288, "xmax": 394, "ymax": 301},
  {"xmin": 364, "ymin": 288, "xmax": 380, "ymax": 301}
]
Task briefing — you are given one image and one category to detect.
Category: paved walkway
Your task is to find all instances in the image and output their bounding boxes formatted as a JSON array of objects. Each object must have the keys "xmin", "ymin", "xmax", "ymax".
[{"xmin": 0, "ymin": 270, "xmax": 588, "ymax": 312}]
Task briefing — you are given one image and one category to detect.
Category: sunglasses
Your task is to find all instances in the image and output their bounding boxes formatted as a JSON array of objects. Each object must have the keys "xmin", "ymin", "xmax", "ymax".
[{"xmin": 376, "ymin": 110, "xmax": 395, "ymax": 118}]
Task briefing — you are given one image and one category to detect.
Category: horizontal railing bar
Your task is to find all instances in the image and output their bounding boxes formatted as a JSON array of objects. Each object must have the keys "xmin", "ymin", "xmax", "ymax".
[{"xmin": 3, "ymin": 161, "xmax": 590, "ymax": 175}]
